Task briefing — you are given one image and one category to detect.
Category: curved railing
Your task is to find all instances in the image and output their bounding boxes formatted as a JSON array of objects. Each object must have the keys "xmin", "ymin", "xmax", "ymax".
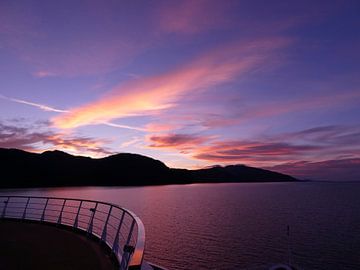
[{"xmin": 0, "ymin": 195, "xmax": 145, "ymax": 270}]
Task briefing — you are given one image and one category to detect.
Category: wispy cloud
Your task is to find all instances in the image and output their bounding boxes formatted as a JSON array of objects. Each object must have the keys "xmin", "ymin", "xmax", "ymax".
[
  {"xmin": 32, "ymin": 71, "xmax": 57, "ymax": 78},
  {"xmin": 0, "ymin": 94, "xmax": 68, "ymax": 113},
  {"xmin": 102, "ymin": 122, "xmax": 146, "ymax": 132},
  {"xmin": 148, "ymin": 133, "xmax": 212, "ymax": 151},
  {"xmin": 120, "ymin": 137, "xmax": 143, "ymax": 148},
  {"xmin": 155, "ymin": 0, "xmax": 333, "ymax": 36},
  {"xmin": 52, "ymin": 37, "xmax": 291, "ymax": 129},
  {"xmin": 0, "ymin": 94, "xmax": 148, "ymax": 131},
  {"xmin": 266, "ymin": 158, "xmax": 360, "ymax": 181},
  {"xmin": 147, "ymin": 125, "xmax": 360, "ymax": 169},
  {"xmin": 194, "ymin": 89, "xmax": 360, "ymax": 129},
  {"xmin": 192, "ymin": 140, "xmax": 323, "ymax": 165},
  {"xmin": 272, "ymin": 125, "xmax": 360, "ymax": 147},
  {"xmin": 157, "ymin": 0, "xmax": 232, "ymax": 34}
]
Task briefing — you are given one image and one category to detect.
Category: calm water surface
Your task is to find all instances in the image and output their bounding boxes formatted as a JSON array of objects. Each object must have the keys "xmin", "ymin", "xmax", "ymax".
[{"xmin": 1, "ymin": 182, "xmax": 359, "ymax": 270}]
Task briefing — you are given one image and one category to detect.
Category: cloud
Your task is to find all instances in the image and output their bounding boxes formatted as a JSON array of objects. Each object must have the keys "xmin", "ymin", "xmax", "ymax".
[
  {"xmin": 120, "ymin": 137, "xmax": 143, "ymax": 148},
  {"xmin": 266, "ymin": 158, "xmax": 360, "ymax": 181},
  {"xmin": 193, "ymin": 125, "xmax": 360, "ymax": 165},
  {"xmin": 157, "ymin": 0, "xmax": 232, "ymax": 34},
  {"xmin": 102, "ymin": 122, "xmax": 146, "ymax": 132},
  {"xmin": 148, "ymin": 134, "xmax": 211, "ymax": 151},
  {"xmin": 147, "ymin": 125, "xmax": 360, "ymax": 172},
  {"xmin": 0, "ymin": 121, "xmax": 111, "ymax": 157},
  {"xmin": 147, "ymin": 136, "xmax": 313, "ymax": 164},
  {"xmin": 52, "ymin": 37, "xmax": 291, "ymax": 129},
  {"xmin": 274, "ymin": 125, "xmax": 360, "ymax": 146},
  {"xmin": 0, "ymin": 94, "xmax": 68, "ymax": 113},
  {"xmin": 144, "ymin": 123, "xmax": 180, "ymax": 133},
  {"xmin": 190, "ymin": 90, "xmax": 360, "ymax": 136},
  {"xmin": 155, "ymin": 0, "xmax": 339, "ymax": 37},
  {"xmin": 192, "ymin": 140, "xmax": 323, "ymax": 164},
  {"xmin": 139, "ymin": 86, "xmax": 360, "ymax": 136},
  {"xmin": 32, "ymin": 71, "xmax": 57, "ymax": 78},
  {"xmin": 0, "ymin": 94, "xmax": 147, "ymax": 131}
]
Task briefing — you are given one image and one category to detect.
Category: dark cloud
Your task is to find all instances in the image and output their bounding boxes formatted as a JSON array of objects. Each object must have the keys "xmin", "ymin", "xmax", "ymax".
[
  {"xmin": 277, "ymin": 125, "xmax": 360, "ymax": 145},
  {"xmin": 149, "ymin": 125, "xmax": 360, "ymax": 181},
  {"xmin": 266, "ymin": 158, "xmax": 360, "ymax": 181},
  {"xmin": 192, "ymin": 140, "xmax": 323, "ymax": 163},
  {"xmin": 0, "ymin": 121, "xmax": 112, "ymax": 156},
  {"xmin": 219, "ymin": 143, "xmax": 321, "ymax": 156},
  {"xmin": 148, "ymin": 134, "xmax": 210, "ymax": 150}
]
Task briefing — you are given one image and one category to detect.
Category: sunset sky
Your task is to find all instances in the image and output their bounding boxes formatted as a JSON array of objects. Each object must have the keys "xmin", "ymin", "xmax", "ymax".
[{"xmin": 1, "ymin": 0, "xmax": 359, "ymax": 180}]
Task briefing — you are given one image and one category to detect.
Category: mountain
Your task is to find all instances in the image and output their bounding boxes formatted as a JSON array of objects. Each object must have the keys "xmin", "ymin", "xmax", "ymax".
[{"xmin": 0, "ymin": 148, "xmax": 297, "ymax": 188}]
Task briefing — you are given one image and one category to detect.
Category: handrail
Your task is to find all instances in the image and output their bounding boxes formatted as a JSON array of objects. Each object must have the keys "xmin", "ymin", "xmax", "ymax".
[{"xmin": 0, "ymin": 195, "xmax": 145, "ymax": 270}]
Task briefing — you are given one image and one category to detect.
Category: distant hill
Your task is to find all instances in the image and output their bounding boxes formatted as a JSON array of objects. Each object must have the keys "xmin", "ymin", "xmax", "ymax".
[{"xmin": 0, "ymin": 148, "xmax": 297, "ymax": 188}]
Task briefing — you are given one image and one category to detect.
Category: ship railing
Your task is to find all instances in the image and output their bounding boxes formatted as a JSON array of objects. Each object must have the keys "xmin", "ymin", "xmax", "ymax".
[{"xmin": 0, "ymin": 195, "xmax": 145, "ymax": 270}]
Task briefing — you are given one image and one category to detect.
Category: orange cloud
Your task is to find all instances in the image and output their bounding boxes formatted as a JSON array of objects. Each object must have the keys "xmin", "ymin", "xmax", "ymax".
[
  {"xmin": 53, "ymin": 37, "xmax": 291, "ymax": 129},
  {"xmin": 145, "ymin": 123, "xmax": 179, "ymax": 133}
]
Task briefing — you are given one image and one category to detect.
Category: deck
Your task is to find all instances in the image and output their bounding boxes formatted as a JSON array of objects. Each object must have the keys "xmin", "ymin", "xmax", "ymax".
[{"xmin": 0, "ymin": 219, "xmax": 116, "ymax": 270}]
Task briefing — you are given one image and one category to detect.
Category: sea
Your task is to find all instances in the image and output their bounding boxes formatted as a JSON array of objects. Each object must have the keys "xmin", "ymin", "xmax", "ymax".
[{"xmin": 1, "ymin": 182, "xmax": 359, "ymax": 270}]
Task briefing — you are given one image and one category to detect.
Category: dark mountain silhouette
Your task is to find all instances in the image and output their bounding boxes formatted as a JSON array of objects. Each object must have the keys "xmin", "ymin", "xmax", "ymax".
[{"xmin": 0, "ymin": 148, "xmax": 296, "ymax": 188}]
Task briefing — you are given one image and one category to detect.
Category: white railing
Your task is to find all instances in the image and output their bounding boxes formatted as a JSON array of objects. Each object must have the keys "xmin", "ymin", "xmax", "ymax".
[{"xmin": 0, "ymin": 195, "xmax": 145, "ymax": 270}]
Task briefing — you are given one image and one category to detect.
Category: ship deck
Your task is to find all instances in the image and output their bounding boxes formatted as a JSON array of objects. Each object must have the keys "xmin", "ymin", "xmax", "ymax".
[{"xmin": 0, "ymin": 219, "xmax": 117, "ymax": 270}]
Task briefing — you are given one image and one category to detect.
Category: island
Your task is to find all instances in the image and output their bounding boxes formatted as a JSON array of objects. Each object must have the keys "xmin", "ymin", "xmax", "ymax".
[{"xmin": 0, "ymin": 148, "xmax": 297, "ymax": 188}]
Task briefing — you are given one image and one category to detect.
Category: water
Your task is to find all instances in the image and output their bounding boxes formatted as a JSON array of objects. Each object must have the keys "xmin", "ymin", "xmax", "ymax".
[{"xmin": 1, "ymin": 182, "xmax": 359, "ymax": 270}]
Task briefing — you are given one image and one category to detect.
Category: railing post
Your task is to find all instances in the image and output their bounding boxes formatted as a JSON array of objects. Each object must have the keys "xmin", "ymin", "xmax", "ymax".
[
  {"xmin": 57, "ymin": 199, "xmax": 66, "ymax": 225},
  {"xmin": 1, "ymin": 197, "xmax": 9, "ymax": 218},
  {"xmin": 41, "ymin": 198, "xmax": 49, "ymax": 222},
  {"xmin": 120, "ymin": 219, "xmax": 136, "ymax": 270},
  {"xmin": 101, "ymin": 205, "xmax": 113, "ymax": 243},
  {"xmin": 112, "ymin": 211, "xmax": 125, "ymax": 255},
  {"xmin": 73, "ymin": 200, "xmax": 83, "ymax": 229},
  {"xmin": 87, "ymin": 202, "xmax": 98, "ymax": 235},
  {"xmin": 22, "ymin": 197, "xmax": 31, "ymax": 220}
]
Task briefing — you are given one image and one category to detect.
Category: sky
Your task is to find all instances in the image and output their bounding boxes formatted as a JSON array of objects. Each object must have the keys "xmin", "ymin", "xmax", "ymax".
[{"xmin": 0, "ymin": 0, "xmax": 360, "ymax": 181}]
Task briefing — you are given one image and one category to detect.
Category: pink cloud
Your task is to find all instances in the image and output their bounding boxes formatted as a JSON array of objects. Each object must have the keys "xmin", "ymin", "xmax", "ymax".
[
  {"xmin": 148, "ymin": 134, "xmax": 211, "ymax": 151},
  {"xmin": 52, "ymin": 37, "xmax": 291, "ymax": 129},
  {"xmin": 157, "ymin": 0, "xmax": 233, "ymax": 34},
  {"xmin": 32, "ymin": 71, "xmax": 57, "ymax": 78},
  {"xmin": 155, "ymin": 0, "xmax": 335, "ymax": 36},
  {"xmin": 146, "ymin": 132, "xmax": 324, "ymax": 165},
  {"xmin": 191, "ymin": 140, "xmax": 323, "ymax": 166},
  {"xmin": 145, "ymin": 123, "xmax": 180, "ymax": 133},
  {"xmin": 147, "ymin": 125, "xmax": 360, "ymax": 170}
]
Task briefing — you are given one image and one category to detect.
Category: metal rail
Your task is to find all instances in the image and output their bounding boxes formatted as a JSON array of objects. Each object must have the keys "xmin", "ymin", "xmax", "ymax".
[{"xmin": 0, "ymin": 195, "xmax": 145, "ymax": 270}]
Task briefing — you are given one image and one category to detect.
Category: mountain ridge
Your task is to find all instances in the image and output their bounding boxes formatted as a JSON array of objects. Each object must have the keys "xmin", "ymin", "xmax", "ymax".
[{"xmin": 0, "ymin": 148, "xmax": 297, "ymax": 188}]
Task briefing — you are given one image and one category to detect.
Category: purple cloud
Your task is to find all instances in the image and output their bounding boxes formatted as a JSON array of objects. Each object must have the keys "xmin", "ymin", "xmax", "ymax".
[
  {"xmin": 266, "ymin": 158, "xmax": 360, "ymax": 181},
  {"xmin": 0, "ymin": 121, "xmax": 112, "ymax": 156}
]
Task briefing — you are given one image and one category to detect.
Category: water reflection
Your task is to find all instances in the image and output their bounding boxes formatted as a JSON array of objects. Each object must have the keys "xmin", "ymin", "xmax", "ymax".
[{"xmin": 1, "ymin": 182, "xmax": 360, "ymax": 270}]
